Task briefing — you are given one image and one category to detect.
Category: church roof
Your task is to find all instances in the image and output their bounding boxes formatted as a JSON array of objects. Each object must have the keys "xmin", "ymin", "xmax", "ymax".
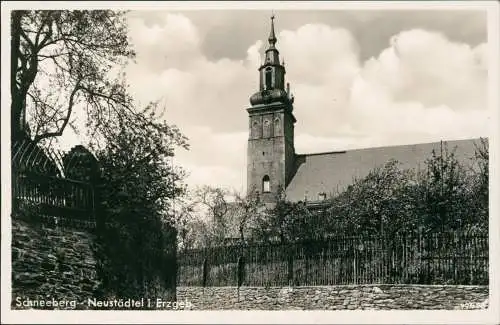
[{"xmin": 285, "ymin": 138, "xmax": 485, "ymax": 202}]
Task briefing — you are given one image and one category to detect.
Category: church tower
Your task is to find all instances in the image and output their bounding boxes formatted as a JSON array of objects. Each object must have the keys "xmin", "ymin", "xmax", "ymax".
[{"xmin": 247, "ymin": 15, "xmax": 296, "ymax": 203}]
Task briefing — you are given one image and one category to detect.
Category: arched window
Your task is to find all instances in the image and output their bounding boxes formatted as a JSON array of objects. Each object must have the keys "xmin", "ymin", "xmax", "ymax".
[
  {"xmin": 262, "ymin": 175, "xmax": 270, "ymax": 193},
  {"xmin": 263, "ymin": 119, "xmax": 271, "ymax": 138},
  {"xmin": 265, "ymin": 68, "xmax": 272, "ymax": 90},
  {"xmin": 274, "ymin": 117, "xmax": 281, "ymax": 135},
  {"xmin": 252, "ymin": 120, "xmax": 260, "ymax": 138}
]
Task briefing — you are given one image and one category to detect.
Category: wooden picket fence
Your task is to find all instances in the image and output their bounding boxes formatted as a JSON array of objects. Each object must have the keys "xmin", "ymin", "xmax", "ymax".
[{"xmin": 177, "ymin": 231, "xmax": 488, "ymax": 287}]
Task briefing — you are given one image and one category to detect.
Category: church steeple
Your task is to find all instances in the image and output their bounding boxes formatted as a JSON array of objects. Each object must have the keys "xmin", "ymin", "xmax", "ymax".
[
  {"xmin": 263, "ymin": 14, "xmax": 281, "ymax": 68},
  {"xmin": 249, "ymin": 14, "xmax": 293, "ymax": 106},
  {"xmin": 268, "ymin": 14, "xmax": 277, "ymax": 48},
  {"xmin": 246, "ymin": 14, "xmax": 297, "ymax": 204}
]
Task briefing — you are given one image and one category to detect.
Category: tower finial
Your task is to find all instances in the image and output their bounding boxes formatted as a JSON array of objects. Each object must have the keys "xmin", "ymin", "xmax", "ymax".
[{"xmin": 268, "ymin": 12, "xmax": 277, "ymax": 47}]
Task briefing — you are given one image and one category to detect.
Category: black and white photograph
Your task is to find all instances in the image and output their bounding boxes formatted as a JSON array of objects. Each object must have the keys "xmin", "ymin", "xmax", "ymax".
[{"xmin": 1, "ymin": 1, "xmax": 499, "ymax": 324}]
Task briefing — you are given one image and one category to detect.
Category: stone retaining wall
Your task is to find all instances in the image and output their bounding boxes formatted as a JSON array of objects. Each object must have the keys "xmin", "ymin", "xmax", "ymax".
[
  {"xmin": 11, "ymin": 217, "xmax": 177, "ymax": 310},
  {"xmin": 177, "ymin": 285, "xmax": 489, "ymax": 310},
  {"xmin": 11, "ymin": 219, "xmax": 100, "ymax": 310}
]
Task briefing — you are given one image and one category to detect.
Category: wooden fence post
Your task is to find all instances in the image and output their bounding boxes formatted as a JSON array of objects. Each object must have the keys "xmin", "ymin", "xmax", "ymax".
[
  {"xmin": 353, "ymin": 248, "xmax": 357, "ymax": 285},
  {"xmin": 174, "ymin": 232, "xmax": 488, "ymax": 288},
  {"xmin": 453, "ymin": 231, "xmax": 458, "ymax": 284},
  {"xmin": 237, "ymin": 255, "xmax": 245, "ymax": 288},
  {"xmin": 470, "ymin": 248, "xmax": 474, "ymax": 284},
  {"xmin": 237, "ymin": 255, "xmax": 245, "ymax": 302},
  {"xmin": 202, "ymin": 258, "xmax": 208, "ymax": 288},
  {"xmin": 287, "ymin": 248, "xmax": 294, "ymax": 286}
]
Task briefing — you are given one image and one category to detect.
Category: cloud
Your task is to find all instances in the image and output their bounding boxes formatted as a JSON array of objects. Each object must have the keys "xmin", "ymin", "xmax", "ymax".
[
  {"xmin": 58, "ymin": 12, "xmax": 488, "ymax": 193},
  {"xmin": 126, "ymin": 14, "xmax": 256, "ymax": 133},
  {"xmin": 377, "ymin": 29, "xmax": 486, "ymax": 111},
  {"xmin": 276, "ymin": 24, "xmax": 361, "ymax": 138},
  {"xmin": 128, "ymin": 13, "xmax": 202, "ymax": 71},
  {"xmin": 346, "ymin": 28, "xmax": 488, "ymax": 145}
]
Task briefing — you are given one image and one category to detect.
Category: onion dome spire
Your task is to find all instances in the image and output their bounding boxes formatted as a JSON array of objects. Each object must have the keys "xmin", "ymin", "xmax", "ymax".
[
  {"xmin": 268, "ymin": 13, "xmax": 277, "ymax": 48},
  {"xmin": 249, "ymin": 13, "xmax": 293, "ymax": 107}
]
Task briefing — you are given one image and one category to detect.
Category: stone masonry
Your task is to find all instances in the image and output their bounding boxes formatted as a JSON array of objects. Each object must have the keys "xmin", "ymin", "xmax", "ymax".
[
  {"xmin": 11, "ymin": 218, "xmax": 100, "ymax": 310},
  {"xmin": 177, "ymin": 285, "xmax": 489, "ymax": 310}
]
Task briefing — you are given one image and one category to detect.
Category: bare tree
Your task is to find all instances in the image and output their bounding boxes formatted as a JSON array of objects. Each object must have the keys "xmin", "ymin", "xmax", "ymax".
[
  {"xmin": 233, "ymin": 185, "xmax": 263, "ymax": 243},
  {"xmin": 194, "ymin": 185, "xmax": 230, "ymax": 245},
  {"xmin": 171, "ymin": 195, "xmax": 199, "ymax": 252},
  {"xmin": 10, "ymin": 10, "xmax": 144, "ymax": 145}
]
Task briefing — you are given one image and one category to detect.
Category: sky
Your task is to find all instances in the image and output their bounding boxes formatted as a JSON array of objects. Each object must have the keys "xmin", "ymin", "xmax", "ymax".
[{"xmin": 62, "ymin": 8, "xmax": 489, "ymax": 194}]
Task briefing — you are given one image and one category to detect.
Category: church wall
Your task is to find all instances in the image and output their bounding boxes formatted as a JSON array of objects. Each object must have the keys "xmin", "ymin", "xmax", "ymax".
[
  {"xmin": 283, "ymin": 112, "xmax": 296, "ymax": 187},
  {"xmin": 247, "ymin": 106, "xmax": 297, "ymax": 201},
  {"xmin": 247, "ymin": 136, "xmax": 286, "ymax": 201}
]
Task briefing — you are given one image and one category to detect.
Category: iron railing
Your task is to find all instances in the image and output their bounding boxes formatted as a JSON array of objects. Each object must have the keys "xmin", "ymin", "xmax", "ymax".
[{"xmin": 11, "ymin": 140, "xmax": 97, "ymax": 225}]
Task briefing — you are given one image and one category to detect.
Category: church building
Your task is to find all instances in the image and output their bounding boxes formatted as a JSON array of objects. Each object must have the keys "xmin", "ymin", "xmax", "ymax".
[{"xmin": 246, "ymin": 16, "xmax": 483, "ymax": 205}]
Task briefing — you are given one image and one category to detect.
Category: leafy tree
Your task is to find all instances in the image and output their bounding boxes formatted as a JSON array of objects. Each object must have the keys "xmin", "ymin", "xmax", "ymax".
[
  {"xmin": 322, "ymin": 141, "xmax": 486, "ymax": 236},
  {"xmin": 324, "ymin": 160, "xmax": 418, "ymax": 237},
  {"xmin": 10, "ymin": 10, "xmax": 138, "ymax": 145},
  {"xmin": 465, "ymin": 137, "xmax": 489, "ymax": 232},
  {"xmin": 93, "ymin": 106, "xmax": 188, "ymax": 300},
  {"xmin": 247, "ymin": 140, "xmax": 488, "ymax": 243},
  {"xmin": 251, "ymin": 186, "xmax": 314, "ymax": 243},
  {"xmin": 416, "ymin": 142, "xmax": 473, "ymax": 232}
]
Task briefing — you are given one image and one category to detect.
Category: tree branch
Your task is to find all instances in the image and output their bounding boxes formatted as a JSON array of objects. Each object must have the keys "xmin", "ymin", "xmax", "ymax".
[
  {"xmin": 32, "ymin": 81, "xmax": 81, "ymax": 144},
  {"xmin": 37, "ymin": 15, "xmax": 54, "ymax": 49}
]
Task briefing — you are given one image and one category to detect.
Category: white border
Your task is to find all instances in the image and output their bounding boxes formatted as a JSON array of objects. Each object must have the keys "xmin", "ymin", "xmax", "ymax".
[{"xmin": 1, "ymin": 1, "xmax": 499, "ymax": 324}]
